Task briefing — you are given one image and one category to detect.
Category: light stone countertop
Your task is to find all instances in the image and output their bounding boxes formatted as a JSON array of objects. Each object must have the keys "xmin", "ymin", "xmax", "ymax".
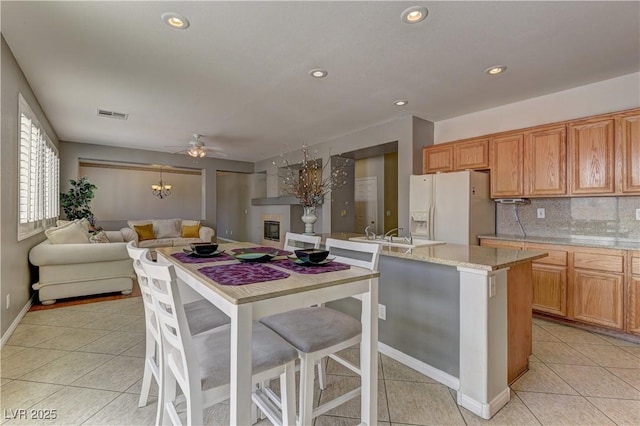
[
  {"xmin": 479, "ymin": 233, "xmax": 640, "ymax": 251},
  {"xmin": 323, "ymin": 233, "xmax": 547, "ymax": 272}
]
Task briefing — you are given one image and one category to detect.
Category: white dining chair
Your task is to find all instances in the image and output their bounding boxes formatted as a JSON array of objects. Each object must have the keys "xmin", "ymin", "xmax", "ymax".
[
  {"xmin": 283, "ymin": 232, "xmax": 321, "ymax": 252},
  {"xmin": 260, "ymin": 238, "xmax": 381, "ymax": 426},
  {"xmin": 140, "ymin": 252, "xmax": 298, "ymax": 426},
  {"xmin": 126, "ymin": 242, "xmax": 230, "ymax": 424}
]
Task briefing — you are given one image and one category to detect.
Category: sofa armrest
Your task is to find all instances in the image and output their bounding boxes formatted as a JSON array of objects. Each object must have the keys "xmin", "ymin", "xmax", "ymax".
[
  {"xmin": 199, "ymin": 226, "xmax": 215, "ymax": 243},
  {"xmin": 29, "ymin": 239, "xmax": 130, "ymax": 266},
  {"xmin": 120, "ymin": 227, "xmax": 138, "ymax": 244}
]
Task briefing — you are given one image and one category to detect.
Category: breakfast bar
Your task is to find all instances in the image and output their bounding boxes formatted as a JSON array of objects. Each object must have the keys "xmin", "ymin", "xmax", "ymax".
[{"xmin": 325, "ymin": 235, "xmax": 547, "ymax": 419}]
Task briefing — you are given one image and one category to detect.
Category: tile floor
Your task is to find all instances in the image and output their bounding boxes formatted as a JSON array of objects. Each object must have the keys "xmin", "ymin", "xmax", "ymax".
[{"xmin": 1, "ymin": 297, "xmax": 639, "ymax": 425}]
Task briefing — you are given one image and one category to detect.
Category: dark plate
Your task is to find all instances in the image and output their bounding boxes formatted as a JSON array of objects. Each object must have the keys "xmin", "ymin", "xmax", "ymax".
[
  {"xmin": 234, "ymin": 252, "xmax": 275, "ymax": 262},
  {"xmin": 289, "ymin": 256, "xmax": 335, "ymax": 266},
  {"xmin": 183, "ymin": 249, "xmax": 226, "ymax": 258}
]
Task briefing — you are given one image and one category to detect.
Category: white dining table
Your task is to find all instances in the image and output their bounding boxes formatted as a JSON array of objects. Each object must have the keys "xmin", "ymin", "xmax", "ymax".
[{"xmin": 157, "ymin": 242, "xmax": 380, "ymax": 426}]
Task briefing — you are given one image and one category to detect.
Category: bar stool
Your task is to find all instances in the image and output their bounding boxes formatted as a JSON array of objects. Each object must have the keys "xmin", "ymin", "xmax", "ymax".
[
  {"xmin": 141, "ymin": 252, "xmax": 298, "ymax": 426},
  {"xmin": 126, "ymin": 242, "xmax": 229, "ymax": 424},
  {"xmin": 260, "ymin": 238, "xmax": 381, "ymax": 425},
  {"xmin": 283, "ymin": 232, "xmax": 321, "ymax": 252}
]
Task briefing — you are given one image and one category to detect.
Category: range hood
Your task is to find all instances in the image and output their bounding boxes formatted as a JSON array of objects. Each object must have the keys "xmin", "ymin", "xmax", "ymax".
[{"xmin": 494, "ymin": 198, "xmax": 531, "ymax": 205}]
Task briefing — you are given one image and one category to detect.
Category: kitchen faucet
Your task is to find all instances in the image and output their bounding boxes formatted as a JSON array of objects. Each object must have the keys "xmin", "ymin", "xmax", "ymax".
[
  {"xmin": 364, "ymin": 225, "xmax": 376, "ymax": 240},
  {"xmin": 384, "ymin": 227, "xmax": 403, "ymax": 242}
]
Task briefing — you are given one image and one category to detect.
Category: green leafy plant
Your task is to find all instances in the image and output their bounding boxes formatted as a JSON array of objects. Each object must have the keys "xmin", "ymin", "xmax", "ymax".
[{"xmin": 60, "ymin": 176, "xmax": 97, "ymax": 225}]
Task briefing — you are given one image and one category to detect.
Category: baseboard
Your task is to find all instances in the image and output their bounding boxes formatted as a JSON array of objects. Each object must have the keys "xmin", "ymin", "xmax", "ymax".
[
  {"xmin": 378, "ymin": 342, "xmax": 460, "ymax": 390},
  {"xmin": 457, "ymin": 386, "xmax": 510, "ymax": 420},
  {"xmin": 0, "ymin": 295, "xmax": 33, "ymax": 348}
]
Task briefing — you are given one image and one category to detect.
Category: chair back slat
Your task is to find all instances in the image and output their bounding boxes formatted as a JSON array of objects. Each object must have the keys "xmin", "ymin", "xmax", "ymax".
[
  {"xmin": 126, "ymin": 242, "xmax": 159, "ymax": 338},
  {"xmin": 325, "ymin": 238, "xmax": 380, "ymax": 271},
  {"xmin": 283, "ymin": 232, "xmax": 321, "ymax": 252},
  {"xmin": 140, "ymin": 254, "xmax": 200, "ymax": 392}
]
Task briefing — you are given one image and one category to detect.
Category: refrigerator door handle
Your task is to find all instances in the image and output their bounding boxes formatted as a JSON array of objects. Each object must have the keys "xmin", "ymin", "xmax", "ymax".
[{"xmin": 429, "ymin": 204, "xmax": 435, "ymax": 240}]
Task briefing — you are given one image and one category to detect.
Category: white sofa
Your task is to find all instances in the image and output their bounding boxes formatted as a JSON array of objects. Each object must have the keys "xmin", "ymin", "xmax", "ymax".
[
  {"xmin": 120, "ymin": 219, "xmax": 215, "ymax": 248},
  {"xmin": 29, "ymin": 230, "xmax": 135, "ymax": 305}
]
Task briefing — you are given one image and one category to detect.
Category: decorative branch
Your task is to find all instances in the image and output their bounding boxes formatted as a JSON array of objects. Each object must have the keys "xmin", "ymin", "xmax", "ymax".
[{"xmin": 273, "ymin": 145, "xmax": 350, "ymax": 207}]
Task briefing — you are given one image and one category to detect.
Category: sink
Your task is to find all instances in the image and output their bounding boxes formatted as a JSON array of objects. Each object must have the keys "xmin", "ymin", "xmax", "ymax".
[{"xmin": 348, "ymin": 236, "xmax": 445, "ymax": 249}]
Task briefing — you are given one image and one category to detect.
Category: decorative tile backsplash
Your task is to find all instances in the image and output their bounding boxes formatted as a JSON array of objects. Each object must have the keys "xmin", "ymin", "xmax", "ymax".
[{"xmin": 496, "ymin": 196, "xmax": 640, "ymax": 241}]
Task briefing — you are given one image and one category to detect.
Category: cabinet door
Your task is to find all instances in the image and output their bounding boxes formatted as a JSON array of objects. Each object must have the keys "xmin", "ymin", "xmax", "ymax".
[
  {"xmin": 453, "ymin": 139, "xmax": 489, "ymax": 171},
  {"xmin": 524, "ymin": 125, "xmax": 567, "ymax": 196},
  {"xmin": 490, "ymin": 133, "xmax": 524, "ymax": 197},
  {"xmin": 569, "ymin": 119, "xmax": 615, "ymax": 194},
  {"xmin": 423, "ymin": 145, "xmax": 453, "ymax": 174},
  {"xmin": 573, "ymin": 269, "xmax": 624, "ymax": 329},
  {"xmin": 619, "ymin": 113, "xmax": 640, "ymax": 194},
  {"xmin": 532, "ymin": 264, "xmax": 567, "ymax": 317},
  {"xmin": 629, "ymin": 275, "xmax": 640, "ymax": 335}
]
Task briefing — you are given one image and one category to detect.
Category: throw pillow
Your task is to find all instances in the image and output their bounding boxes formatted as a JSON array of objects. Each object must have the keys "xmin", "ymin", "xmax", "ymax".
[
  {"xmin": 56, "ymin": 218, "xmax": 91, "ymax": 233},
  {"xmin": 182, "ymin": 220, "xmax": 200, "ymax": 227},
  {"xmin": 182, "ymin": 223, "xmax": 200, "ymax": 238},
  {"xmin": 127, "ymin": 219, "xmax": 152, "ymax": 229},
  {"xmin": 153, "ymin": 219, "xmax": 181, "ymax": 238},
  {"xmin": 134, "ymin": 224, "xmax": 155, "ymax": 241},
  {"xmin": 89, "ymin": 230, "xmax": 110, "ymax": 243},
  {"xmin": 45, "ymin": 221, "xmax": 91, "ymax": 244}
]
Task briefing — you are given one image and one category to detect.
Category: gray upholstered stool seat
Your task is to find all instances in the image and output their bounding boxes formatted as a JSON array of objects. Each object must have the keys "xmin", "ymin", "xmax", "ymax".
[
  {"xmin": 260, "ymin": 306, "xmax": 361, "ymax": 353},
  {"xmin": 184, "ymin": 299, "xmax": 230, "ymax": 335},
  {"xmin": 193, "ymin": 322, "xmax": 298, "ymax": 390}
]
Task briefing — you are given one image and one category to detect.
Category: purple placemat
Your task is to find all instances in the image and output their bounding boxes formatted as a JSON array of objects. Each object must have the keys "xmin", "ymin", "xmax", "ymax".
[
  {"xmin": 272, "ymin": 259, "xmax": 350, "ymax": 274},
  {"xmin": 231, "ymin": 247, "xmax": 292, "ymax": 256},
  {"xmin": 198, "ymin": 263, "xmax": 290, "ymax": 286},
  {"xmin": 172, "ymin": 252, "xmax": 233, "ymax": 264}
]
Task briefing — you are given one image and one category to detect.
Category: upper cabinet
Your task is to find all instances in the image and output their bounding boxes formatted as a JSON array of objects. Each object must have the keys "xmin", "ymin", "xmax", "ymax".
[
  {"xmin": 424, "ymin": 107, "xmax": 639, "ymax": 198},
  {"xmin": 524, "ymin": 125, "xmax": 567, "ymax": 196},
  {"xmin": 569, "ymin": 118, "xmax": 616, "ymax": 195},
  {"xmin": 618, "ymin": 112, "xmax": 640, "ymax": 194},
  {"xmin": 490, "ymin": 133, "xmax": 524, "ymax": 197},
  {"xmin": 453, "ymin": 138, "xmax": 489, "ymax": 171},
  {"xmin": 422, "ymin": 144, "xmax": 453, "ymax": 174}
]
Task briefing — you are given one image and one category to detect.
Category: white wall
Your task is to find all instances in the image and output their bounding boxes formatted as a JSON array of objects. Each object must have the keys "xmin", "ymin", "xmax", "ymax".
[{"xmin": 434, "ymin": 72, "xmax": 640, "ymax": 143}]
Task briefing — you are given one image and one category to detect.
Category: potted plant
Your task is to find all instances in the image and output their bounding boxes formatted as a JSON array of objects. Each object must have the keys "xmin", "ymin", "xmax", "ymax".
[{"xmin": 60, "ymin": 176, "xmax": 97, "ymax": 226}]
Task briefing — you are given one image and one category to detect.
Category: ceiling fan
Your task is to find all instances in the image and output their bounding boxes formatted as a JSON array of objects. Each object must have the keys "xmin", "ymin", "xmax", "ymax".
[{"xmin": 171, "ymin": 134, "xmax": 226, "ymax": 158}]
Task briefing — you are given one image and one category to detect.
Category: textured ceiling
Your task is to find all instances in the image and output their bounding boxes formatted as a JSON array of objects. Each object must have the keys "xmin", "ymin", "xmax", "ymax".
[{"xmin": 2, "ymin": 1, "xmax": 639, "ymax": 162}]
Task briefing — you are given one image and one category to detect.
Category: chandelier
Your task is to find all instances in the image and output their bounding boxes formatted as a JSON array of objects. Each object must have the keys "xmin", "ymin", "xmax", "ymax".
[
  {"xmin": 187, "ymin": 145, "xmax": 207, "ymax": 158},
  {"xmin": 151, "ymin": 166, "xmax": 172, "ymax": 199}
]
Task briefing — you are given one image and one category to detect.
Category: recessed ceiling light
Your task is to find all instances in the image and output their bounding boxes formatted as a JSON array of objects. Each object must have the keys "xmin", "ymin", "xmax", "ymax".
[
  {"xmin": 393, "ymin": 100, "xmax": 408, "ymax": 106},
  {"xmin": 309, "ymin": 69, "xmax": 328, "ymax": 78},
  {"xmin": 485, "ymin": 65, "xmax": 507, "ymax": 75},
  {"xmin": 161, "ymin": 12, "xmax": 190, "ymax": 29},
  {"xmin": 401, "ymin": 6, "xmax": 428, "ymax": 24}
]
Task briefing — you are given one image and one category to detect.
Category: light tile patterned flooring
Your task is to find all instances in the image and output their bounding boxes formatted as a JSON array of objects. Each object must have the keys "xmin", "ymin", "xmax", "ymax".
[{"xmin": 1, "ymin": 296, "xmax": 639, "ymax": 425}]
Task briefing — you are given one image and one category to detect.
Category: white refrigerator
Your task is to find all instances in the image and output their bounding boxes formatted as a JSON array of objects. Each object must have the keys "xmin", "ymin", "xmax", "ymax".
[{"xmin": 409, "ymin": 170, "xmax": 495, "ymax": 245}]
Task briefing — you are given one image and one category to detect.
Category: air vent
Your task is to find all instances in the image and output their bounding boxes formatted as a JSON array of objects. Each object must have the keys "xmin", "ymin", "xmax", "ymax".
[{"xmin": 97, "ymin": 109, "xmax": 128, "ymax": 120}]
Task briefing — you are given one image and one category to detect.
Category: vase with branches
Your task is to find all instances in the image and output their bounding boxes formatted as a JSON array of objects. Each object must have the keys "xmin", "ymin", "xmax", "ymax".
[{"xmin": 274, "ymin": 145, "xmax": 349, "ymax": 234}]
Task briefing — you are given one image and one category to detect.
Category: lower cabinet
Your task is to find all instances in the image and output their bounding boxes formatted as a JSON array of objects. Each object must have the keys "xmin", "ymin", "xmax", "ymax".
[
  {"xmin": 480, "ymin": 238, "xmax": 637, "ymax": 336},
  {"xmin": 573, "ymin": 269, "xmax": 624, "ymax": 329},
  {"xmin": 532, "ymin": 264, "xmax": 567, "ymax": 317}
]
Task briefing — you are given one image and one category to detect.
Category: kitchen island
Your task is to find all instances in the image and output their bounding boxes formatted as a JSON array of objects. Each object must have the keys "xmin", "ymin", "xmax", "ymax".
[{"xmin": 324, "ymin": 234, "xmax": 546, "ymax": 419}]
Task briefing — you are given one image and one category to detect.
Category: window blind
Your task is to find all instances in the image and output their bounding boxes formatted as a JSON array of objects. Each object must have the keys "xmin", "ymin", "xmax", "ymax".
[{"xmin": 18, "ymin": 94, "xmax": 59, "ymax": 240}]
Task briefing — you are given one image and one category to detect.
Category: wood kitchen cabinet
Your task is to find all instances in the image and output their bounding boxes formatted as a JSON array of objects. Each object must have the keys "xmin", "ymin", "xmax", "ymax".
[
  {"xmin": 629, "ymin": 251, "xmax": 640, "ymax": 335},
  {"xmin": 572, "ymin": 249, "xmax": 625, "ymax": 330},
  {"xmin": 453, "ymin": 138, "xmax": 489, "ymax": 171},
  {"xmin": 526, "ymin": 243, "xmax": 568, "ymax": 317},
  {"xmin": 618, "ymin": 112, "xmax": 640, "ymax": 194},
  {"xmin": 569, "ymin": 118, "xmax": 616, "ymax": 195},
  {"xmin": 490, "ymin": 133, "xmax": 524, "ymax": 197},
  {"xmin": 422, "ymin": 144, "xmax": 453, "ymax": 174},
  {"xmin": 524, "ymin": 125, "xmax": 567, "ymax": 196}
]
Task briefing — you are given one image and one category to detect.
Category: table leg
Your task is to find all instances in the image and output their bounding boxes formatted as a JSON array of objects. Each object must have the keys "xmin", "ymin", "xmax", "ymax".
[
  {"xmin": 360, "ymin": 277, "xmax": 379, "ymax": 425},
  {"xmin": 229, "ymin": 304, "xmax": 253, "ymax": 426}
]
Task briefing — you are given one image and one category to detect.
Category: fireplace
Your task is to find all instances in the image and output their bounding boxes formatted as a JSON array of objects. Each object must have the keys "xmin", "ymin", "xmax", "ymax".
[
  {"xmin": 261, "ymin": 214, "xmax": 283, "ymax": 248},
  {"xmin": 263, "ymin": 220, "xmax": 280, "ymax": 242}
]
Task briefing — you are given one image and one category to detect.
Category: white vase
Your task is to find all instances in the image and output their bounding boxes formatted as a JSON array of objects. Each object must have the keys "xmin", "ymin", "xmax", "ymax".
[{"xmin": 301, "ymin": 205, "xmax": 318, "ymax": 235}]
